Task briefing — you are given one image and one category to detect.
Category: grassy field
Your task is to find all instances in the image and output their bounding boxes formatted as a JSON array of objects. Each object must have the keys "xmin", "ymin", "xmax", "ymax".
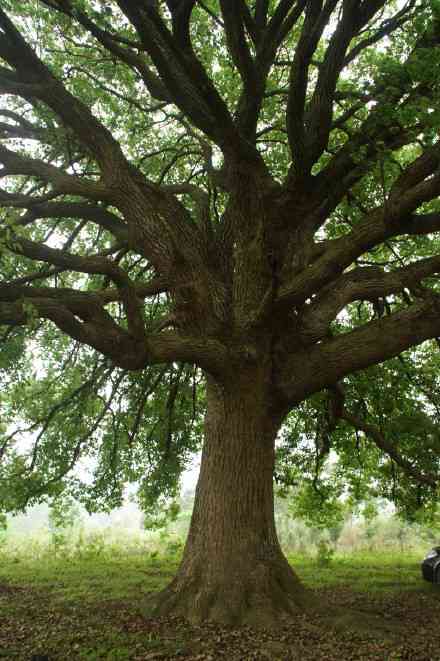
[
  {"xmin": 287, "ymin": 551, "xmax": 434, "ymax": 592},
  {"xmin": 1, "ymin": 540, "xmax": 440, "ymax": 660}
]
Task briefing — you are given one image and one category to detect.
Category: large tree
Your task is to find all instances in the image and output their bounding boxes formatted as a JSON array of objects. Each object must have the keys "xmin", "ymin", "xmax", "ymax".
[{"xmin": 1, "ymin": 0, "xmax": 440, "ymax": 626}]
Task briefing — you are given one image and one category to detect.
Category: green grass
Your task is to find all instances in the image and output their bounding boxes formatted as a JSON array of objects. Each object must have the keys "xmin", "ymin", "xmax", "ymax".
[
  {"xmin": 288, "ymin": 551, "xmax": 436, "ymax": 593},
  {"xmin": 0, "ymin": 541, "xmax": 184, "ymax": 659},
  {"xmin": 1, "ymin": 553, "xmax": 176, "ymax": 602},
  {"xmin": 1, "ymin": 543, "xmax": 439, "ymax": 659},
  {"xmin": 2, "ymin": 549, "xmax": 430, "ymax": 597}
]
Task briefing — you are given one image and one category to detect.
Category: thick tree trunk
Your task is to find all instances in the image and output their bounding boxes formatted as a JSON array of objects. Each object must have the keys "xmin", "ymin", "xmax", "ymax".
[{"xmin": 154, "ymin": 376, "xmax": 313, "ymax": 627}]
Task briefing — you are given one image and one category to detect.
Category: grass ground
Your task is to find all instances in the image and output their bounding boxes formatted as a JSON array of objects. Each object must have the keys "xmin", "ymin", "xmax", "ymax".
[{"xmin": 1, "ymin": 547, "xmax": 440, "ymax": 660}]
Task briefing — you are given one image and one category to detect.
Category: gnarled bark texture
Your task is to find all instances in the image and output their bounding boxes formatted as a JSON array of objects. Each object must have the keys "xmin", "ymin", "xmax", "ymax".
[{"xmin": 154, "ymin": 377, "xmax": 312, "ymax": 627}]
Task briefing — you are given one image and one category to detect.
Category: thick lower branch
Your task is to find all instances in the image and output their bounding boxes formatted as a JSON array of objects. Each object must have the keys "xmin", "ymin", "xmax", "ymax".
[
  {"xmin": 0, "ymin": 295, "xmax": 228, "ymax": 374},
  {"xmin": 298, "ymin": 258, "xmax": 440, "ymax": 342},
  {"xmin": 279, "ymin": 297, "xmax": 440, "ymax": 404},
  {"xmin": 276, "ymin": 211, "xmax": 440, "ymax": 312}
]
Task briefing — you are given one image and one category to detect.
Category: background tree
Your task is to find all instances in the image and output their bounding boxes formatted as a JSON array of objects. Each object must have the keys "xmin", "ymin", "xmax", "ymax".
[{"xmin": 1, "ymin": 0, "xmax": 440, "ymax": 626}]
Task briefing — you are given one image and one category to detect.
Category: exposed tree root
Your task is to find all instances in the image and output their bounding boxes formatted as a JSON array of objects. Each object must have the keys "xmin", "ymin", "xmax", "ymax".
[
  {"xmin": 323, "ymin": 608, "xmax": 406, "ymax": 639},
  {"xmin": 152, "ymin": 555, "xmax": 316, "ymax": 628}
]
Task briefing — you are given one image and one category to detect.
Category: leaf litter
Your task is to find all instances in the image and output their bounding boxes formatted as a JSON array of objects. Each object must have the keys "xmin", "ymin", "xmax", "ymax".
[{"xmin": 1, "ymin": 582, "xmax": 440, "ymax": 660}]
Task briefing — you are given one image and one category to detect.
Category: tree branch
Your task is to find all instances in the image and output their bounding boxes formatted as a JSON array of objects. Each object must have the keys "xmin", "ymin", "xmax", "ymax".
[
  {"xmin": 286, "ymin": 0, "xmax": 336, "ymax": 177},
  {"xmin": 0, "ymin": 7, "xmax": 131, "ymax": 180},
  {"xmin": 341, "ymin": 409, "xmax": 438, "ymax": 489},
  {"xmin": 219, "ymin": 1, "xmax": 256, "ymax": 85},
  {"xmin": 279, "ymin": 296, "xmax": 440, "ymax": 404},
  {"xmin": 308, "ymin": 20, "xmax": 440, "ymax": 206},
  {"xmin": 265, "ymin": 0, "xmax": 306, "ymax": 48},
  {"xmin": 297, "ymin": 256, "xmax": 440, "ymax": 343},
  {"xmin": 303, "ymin": 1, "xmax": 388, "ymax": 170},
  {"xmin": 0, "ymin": 144, "xmax": 108, "ymax": 200},
  {"xmin": 115, "ymin": 0, "xmax": 251, "ymax": 158},
  {"xmin": 38, "ymin": 0, "xmax": 173, "ymax": 102},
  {"xmin": 14, "ymin": 201, "xmax": 129, "ymax": 243},
  {"xmin": 343, "ymin": 0, "xmax": 417, "ymax": 68},
  {"xmin": 0, "ymin": 8, "xmax": 214, "ymax": 278},
  {"xmin": 276, "ymin": 181, "xmax": 440, "ymax": 312},
  {"xmin": 0, "ymin": 290, "xmax": 228, "ymax": 375}
]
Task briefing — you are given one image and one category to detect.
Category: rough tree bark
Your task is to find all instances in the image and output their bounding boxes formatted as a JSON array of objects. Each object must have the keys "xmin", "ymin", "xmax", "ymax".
[{"xmin": 154, "ymin": 376, "xmax": 311, "ymax": 626}]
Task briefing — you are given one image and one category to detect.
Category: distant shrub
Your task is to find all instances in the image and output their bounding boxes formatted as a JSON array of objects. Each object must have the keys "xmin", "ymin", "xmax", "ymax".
[
  {"xmin": 165, "ymin": 538, "xmax": 184, "ymax": 557},
  {"xmin": 316, "ymin": 539, "xmax": 335, "ymax": 567},
  {"xmin": 48, "ymin": 496, "xmax": 82, "ymax": 557},
  {"xmin": 0, "ymin": 513, "xmax": 7, "ymax": 532},
  {"xmin": 0, "ymin": 516, "xmax": 7, "ymax": 555}
]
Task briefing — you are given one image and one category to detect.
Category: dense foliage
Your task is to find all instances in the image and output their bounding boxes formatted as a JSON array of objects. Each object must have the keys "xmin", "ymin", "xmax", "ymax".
[{"xmin": 0, "ymin": 0, "xmax": 440, "ymax": 526}]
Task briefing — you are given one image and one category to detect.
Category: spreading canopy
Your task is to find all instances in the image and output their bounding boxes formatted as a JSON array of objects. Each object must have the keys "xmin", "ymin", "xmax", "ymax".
[{"xmin": 0, "ymin": 0, "xmax": 440, "ymax": 517}]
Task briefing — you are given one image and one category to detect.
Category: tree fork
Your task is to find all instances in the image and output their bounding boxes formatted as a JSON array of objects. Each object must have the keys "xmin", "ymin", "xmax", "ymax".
[{"xmin": 153, "ymin": 375, "xmax": 313, "ymax": 626}]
